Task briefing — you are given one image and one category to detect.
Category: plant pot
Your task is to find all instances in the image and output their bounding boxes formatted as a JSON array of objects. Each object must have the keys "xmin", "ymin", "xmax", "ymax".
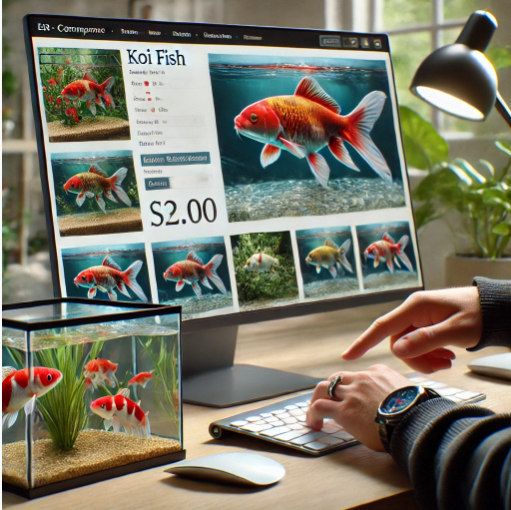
[{"xmin": 445, "ymin": 254, "xmax": 511, "ymax": 287}]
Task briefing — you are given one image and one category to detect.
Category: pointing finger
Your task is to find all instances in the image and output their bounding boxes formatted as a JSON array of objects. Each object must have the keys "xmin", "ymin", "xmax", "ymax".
[{"xmin": 306, "ymin": 398, "xmax": 342, "ymax": 430}]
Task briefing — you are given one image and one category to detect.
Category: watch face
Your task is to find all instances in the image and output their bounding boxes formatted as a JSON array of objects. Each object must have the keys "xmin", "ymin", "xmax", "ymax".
[{"xmin": 381, "ymin": 386, "xmax": 420, "ymax": 414}]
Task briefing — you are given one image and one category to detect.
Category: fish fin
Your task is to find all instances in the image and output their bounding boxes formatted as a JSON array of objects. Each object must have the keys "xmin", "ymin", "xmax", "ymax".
[
  {"xmin": 328, "ymin": 137, "xmax": 360, "ymax": 172},
  {"xmin": 339, "ymin": 241, "xmax": 354, "ymax": 274},
  {"xmin": 3, "ymin": 410, "xmax": 19, "ymax": 429},
  {"xmin": 88, "ymin": 165, "xmax": 108, "ymax": 177},
  {"xmin": 344, "ymin": 91, "xmax": 392, "ymax": 183},
  {"xmin": 108, "ymin": 374, "xmax": 117, "ymax": 387},
  {"xmin": 112, "ymin": 415, "xmax": 122, "ymax": 435},
  {"xmin": 144, "ymin": 414, "xmax": 151, "ymax": 439},
  {"xmin": 76, "ymin": 193, "xmax": 86, "ymax": 207},
  {"xmin": 260, "ymin": 144, "xmax": 281, "ymax": 168},
  {"xmin": 386, "ymin": 258, "xmax": 394, "ymax": 273},
  {"xmin": 324, "ymin": 238, "xmax": 339, "ymax": 250},
  {"xmin": 108, "ymin": 289, "xmax": 118, "ymax": 301},
  {"xmin": 100, "ymin": 77, "xmax": 116, "ymax": 109},
  {"xmin": 2, "ymin": 367, "xmax": 16, "ymax": 382},
  {"xmin": 85, "ymin": 191, "xmax": 95, "ymax": 198},
  {"xmin": 396, "ymin": 246, "xmax": 414, "ymax": 272},
  {"xmin": 140, "ymin": 382, "xmax": 147, "ymax": 389},
  {"xmin": 122, "ymin": 260, "xmax": 149, "ymax": 302},
  {"xmin": 87, "ymin": 99, "xmax": 97, "ymax": 116},
  {"xmin": 397, "ymin": 235, "xmax": 409, "ymax": 251},
  {"xmin": 201, "ymin": 275, "xmax": 213, "ymax": 290},
  {"xmin": 24, "ymin": 396, "xmax": 36, "ymax": 416},
  {"xmin": 175, "ymin": 281, "xmax": 185, "ymax": 292},
  {"xmin": 83, "ymin": 72, "xmax": 98, "ymax": 83},
  {"xmin": 105, "ymin": 189, "xmax": 118, "ymax": 203},
  {"xmin": 382, "ymin": 232, "xmax": 395, "ymax": 244},
  {"xmin": 277, "ymin": 134, "xmax": 306, "ymax": 159},
  {"xmin": 97, "ymin": 285, "xmax": 107, "ymax": 293},
  {"xmin": 329, "ymin": 266, "xmax": 337, "ymax": 279},
  {"xmin": 95, "ymin": 96, "xmax": 101, "ymax": 105},
  {"xmin": 394, "ymin": 255, "xmax": 401, "ymax": 268},
  {"xmin": 306, "ymin": 153, "xmax": 330, "ymax": 189},
  {"xmin": 204, "ymin": 254, "xmax": 227, "ymax": 294},
  {"xmin": 340, "ymin": 239, "xmax": 351, "ymax": 253},
  {"xmin": 104, "ymin": 419, "xmax": 113, "ymax": 431},
  {"xmin": 109, "ymin": 167, "xmax": 131, "ymax": 207},
  {"xmin": 294, "ymin": 77, "xmax": 340, "ymax": 114},
  {"xmin": 192, "ymin": 282, "xmax": 202, "ymax": 297},
  {"xmin": 96, "ymin": 195, "xmax": 106, "ymax": 213},
  {"xmin": 374, "ymin": 257, "xmax": 380, "ymax": 268},
  {"xmin": 117, "ymin": 388, "xmax": 130, "ymax": 398},
  {"xmin": 117, "ymin": 281, "xmax": 131, "ymax": 298},
  {"xmin": 88, "ymin": 286, "xmax": 97, "ymax": 299},
  {"xmin": 316, "ymin": 266, "xmax": 321, "ymax": 274},
  {"xmin": 102, "ymin": 255, "xmax": 122, "ymax": 271},
  {"xmin": 187, "ymin": 251, "xmax": 204, "ymax": 265}
]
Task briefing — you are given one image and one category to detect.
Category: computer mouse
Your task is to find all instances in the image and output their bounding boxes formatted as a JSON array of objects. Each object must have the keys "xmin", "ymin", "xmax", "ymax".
[
  {"xmin": 164, "ymin": 452, "xmax": 285, "ymax": 486},
  {"xmin": 468, "ymin": 353, "xmax": 511, "ymax": 381}
]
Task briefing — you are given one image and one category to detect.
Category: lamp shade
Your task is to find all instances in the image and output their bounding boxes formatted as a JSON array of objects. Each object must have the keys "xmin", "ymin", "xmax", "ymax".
[{"xmin": 410, "ymin": 11, "xmax": 498, "ymax": 121}]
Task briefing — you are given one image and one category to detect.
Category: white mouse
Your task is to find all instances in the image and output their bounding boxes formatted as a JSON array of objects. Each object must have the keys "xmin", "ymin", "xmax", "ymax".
[{"xmin": 164, "ymin": 452, "xmax": 285, "ymax": 486}]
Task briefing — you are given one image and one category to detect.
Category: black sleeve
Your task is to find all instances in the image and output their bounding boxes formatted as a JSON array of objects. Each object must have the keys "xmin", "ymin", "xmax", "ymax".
[
  {"xmin": 469, "ymin": 277, "xmax": 511, "ymax": 351},
  {"xmin": 390, "ymin": 398, "xmax": 511, "ymax": 510}
]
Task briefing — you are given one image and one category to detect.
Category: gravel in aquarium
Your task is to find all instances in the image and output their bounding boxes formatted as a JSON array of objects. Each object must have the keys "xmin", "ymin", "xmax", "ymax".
[
  {"xmin": 162, "ymin": 292, "xmax": 234, "ymax": 319},
  {"xmin": 304, "ymin": 277, "xmax": 359, "ymax": 299},
  {"xmin": 2, "ymin": 430, "xmax": 181, "ymax": 489},
  {"xmin": 47, "ymin": 117, "xmax": 130, "ymax": 143},
  {"xmin": 57, "ymin": 208, "xmax": 143, "ymax": 237},
  {"xmin": 363, "ymin": 271, "xmax": 419, "ymax": 291},
  {"xmin": 225, "ymin": 178, "xmax": 405, "ymax": 222},
  {"xmin": 240, "ymin": 296, "xmax": 301, "ymax": 312}
]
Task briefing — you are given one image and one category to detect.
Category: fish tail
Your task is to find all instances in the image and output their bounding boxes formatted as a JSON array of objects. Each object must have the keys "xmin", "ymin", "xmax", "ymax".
[
  {"xmin": 396, "ymin": 235, "xmax": 413, "ymax": 271},
  {"xmin": 100, "ymin": 77, "xmax": 116, "ymax": 108},
  {"xmin": 109, "ymin": 167, "xmax": 132, "ymax": 206},
  {"xmin": 343, "ymin": 91, "xmax": 392, "ymax": 183},
  {"xmin": 122, "ymin": 260, "xmax": 149, "ymax": 302},
  {"xmin": 204, "ymin": 254, "xmax": 227, "ymax": 294}
]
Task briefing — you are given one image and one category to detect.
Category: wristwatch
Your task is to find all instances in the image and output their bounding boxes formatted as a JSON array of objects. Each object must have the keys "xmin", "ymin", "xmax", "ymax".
[{"xmin": 375, "ymin": 385, "xmax": 441, "ymax": 453}]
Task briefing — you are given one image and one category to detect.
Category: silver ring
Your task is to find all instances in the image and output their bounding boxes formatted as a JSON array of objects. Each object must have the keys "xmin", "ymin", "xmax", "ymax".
[{"xmin": 327, "ymin": 375, "xmax": 343, "ymax": 400}]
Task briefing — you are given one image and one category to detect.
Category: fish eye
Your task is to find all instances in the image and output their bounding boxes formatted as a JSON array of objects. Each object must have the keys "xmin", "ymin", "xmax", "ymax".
[
  {"xmin": 71, "ymin": 183, "xmax": 75, "ymax": 188},
  {"xmin": 47, "ymin": 374, "xmax": 52, "ymax": 381},
  {"xmin": 101, "ymin": 404, "xmax": 106, "ymax": 409},
  {"xmin": 250, "ymin": 113, "xmax": 258, "ymax": 123}
]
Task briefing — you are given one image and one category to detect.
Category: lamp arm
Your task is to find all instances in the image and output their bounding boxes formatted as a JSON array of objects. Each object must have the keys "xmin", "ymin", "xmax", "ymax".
[{"xmin": 495, "ymin": 91, "xmax": 511, "ymax": 129}]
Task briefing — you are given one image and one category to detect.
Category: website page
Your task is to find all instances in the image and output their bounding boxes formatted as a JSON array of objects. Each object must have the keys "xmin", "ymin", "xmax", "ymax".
[{"xmin": 28, "ymin": 16, "xmax": 423, "ymax": 320}]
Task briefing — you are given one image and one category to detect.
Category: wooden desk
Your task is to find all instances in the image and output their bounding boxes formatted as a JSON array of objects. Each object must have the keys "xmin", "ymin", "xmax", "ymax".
[{"xmin": 3, "ymin": 302, "xmax": 510, "ymax": 510}]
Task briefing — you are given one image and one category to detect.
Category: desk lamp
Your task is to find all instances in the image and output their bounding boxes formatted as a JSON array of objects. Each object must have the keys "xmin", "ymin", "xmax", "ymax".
[{"xmin": 410, "ymin": 10, "xmax": 511, "ymax": 381}]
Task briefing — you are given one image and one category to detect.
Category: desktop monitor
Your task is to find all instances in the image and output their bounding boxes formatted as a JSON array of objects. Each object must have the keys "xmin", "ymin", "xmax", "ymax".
[{"xmin": 24, "ymin": 15, "xmax": 424, "ymax": 407}]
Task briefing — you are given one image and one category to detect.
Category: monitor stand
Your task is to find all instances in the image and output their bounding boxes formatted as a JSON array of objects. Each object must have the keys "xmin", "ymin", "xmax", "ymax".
[{"xmin": 182, "ymin": 325, "xmax": 321, "ymax": 408}]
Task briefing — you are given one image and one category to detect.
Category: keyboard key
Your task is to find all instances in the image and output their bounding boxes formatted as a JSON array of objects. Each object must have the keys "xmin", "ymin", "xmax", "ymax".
[
  {"xmin": 272, "ymin": 420, "xmax": 285, "ymax": 427},
  {"xmin": 289, "ymin": 409, "xmax": 305, "ymax": 416},
  {"xmin": 277, "ymin": 413, "xmax": 291, "ymax": 419},
  {"xmin": 456, "ymin": 391, "xmax": 482, "ymax": 400},
  {"xmin": 291, "ymin": 431, "xmax": 328, "ymax": 445},
  {"xmin": 271, "ymin": 409, "xmax": 286, "ymax": 415},
  {"xmin": 282, "ymin": 417, "xmax": 298, "ymax": 424},
  {"xmin": 260, "ymin": 426, "xmax": 292, "ymax": 437},
  {"xmin": 245, "ymin": 416, "xmax": 262, "ymax": 422},
  {"xmin": 253, "ymin": 420, "xmax": 267, "ymax": 425},
  {"xmin": 436, "ymin": 387, "xmax": 463, "ymax": 396},
  {"xmin": 331, "ymin": 430, "xmax": 354, "ymax": 440},
  {"xmin": 230, "ymin": 420, "xmax": 248, "ymax": 427},
  {"xmin": 447, "ymin": 396, "xmax": 463, "ymax": 403},
  {"xmin": 260, "ymin": 413, "xmax": 273, "ymax": 418},
  {"xmin": 303, "ymin": 441, "xmax": 331, "ymax": 451},
  {"xmin": 274, "ymin": 429, "xmax": 312, "ymax": 442},
  {"xmin": 296, "ymin": 402, "xmax": 308, "ymax": 408},
  {"xmin": 408, "ymin": 376, "xmax": 427, "ymax": 383},
  {"xmin": 240, "ymin": 423, "xmax": 274, "ymax": 432},
  {"xmin": 321, "ymin": 424, "xmax": 341, "ymax": 434},
  {"xmin": 265, "ymin": 416, "xmax": 279, "ymax": 423},
  {"xmin": 317, "ymin": 435, "xmax": 345, "ymax": 445},
  {"xmin": 285, "ymin": 405, "xmax": 298, "ymax": 410},
  {"xmin": 288, "ymin": 424, "xmax": 310, "ymax": 431},
  {"xmin": 424, "ymin": 382, "xmax": 447, "ymax": 389},
  {"xmin": 297, "ymin": 415, "xmax": 307, "ymax": 422}
]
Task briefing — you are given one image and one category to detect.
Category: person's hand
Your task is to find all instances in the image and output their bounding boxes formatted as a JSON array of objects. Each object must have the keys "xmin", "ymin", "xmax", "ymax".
[
  {"xmin": 307, "ymin": 365, "xmax": 410, "ymax": 451},
  {"xmin": 342, "ymin": 287, "xmax": 483, "ymax": 373}
]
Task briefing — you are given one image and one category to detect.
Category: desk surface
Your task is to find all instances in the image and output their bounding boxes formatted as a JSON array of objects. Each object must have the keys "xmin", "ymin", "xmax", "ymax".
[{"xmin": 3, "ymin": 302, "xmax": 510, "ymax": 510}]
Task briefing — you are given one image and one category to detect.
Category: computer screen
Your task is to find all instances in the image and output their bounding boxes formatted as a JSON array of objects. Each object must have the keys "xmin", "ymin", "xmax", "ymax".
[{"xmin": 24, "ymin": 15, "xmax": 423, "ymax": 332}]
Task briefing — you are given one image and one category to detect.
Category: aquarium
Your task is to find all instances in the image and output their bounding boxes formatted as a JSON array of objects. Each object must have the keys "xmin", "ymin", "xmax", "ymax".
[{"xmin": 2, "ymin": 298, "xmax": 184, "ymax": 499}]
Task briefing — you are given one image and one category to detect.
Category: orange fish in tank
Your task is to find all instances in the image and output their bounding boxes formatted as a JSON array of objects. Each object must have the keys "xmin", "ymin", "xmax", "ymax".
[
  {"xmin": 2, "ymin": 366, "xmax": 63, "ymax": 429},
  {"xmin": 61, "ymin": 72, "xmax": 115, "ymax": 116},
  {"xmin": 234, "ymin": 76, "xmax": 392, "ymax": 189},
  {"xmin": 84, "ymin": 359, "xmax": 118, "ymax": 391},
  {"xmin": 364, "ymin": 233, "xmax": 413, "ymax": 273},
  {"xmin": 128, "ymin": 370, "xmax": 154, "ymax": 388}
]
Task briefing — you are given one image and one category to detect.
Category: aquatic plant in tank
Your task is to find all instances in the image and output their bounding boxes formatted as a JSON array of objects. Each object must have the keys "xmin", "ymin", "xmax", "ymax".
[{"xmin": 2, "ymin": 298, "xmax": 185, "ymax": 499}]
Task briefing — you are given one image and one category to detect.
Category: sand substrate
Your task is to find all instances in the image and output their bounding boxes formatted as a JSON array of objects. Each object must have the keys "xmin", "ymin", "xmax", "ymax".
[
  {"xmin": 2, "ymin": 430, "xmax": 181, "ymax": 489},
  {"xmin": 48, "ymin": 117, "xmax": 130, "ymax": 142},
  {"xmin": 58, "ymin": 208, "xmax": 143, "ymax": 236}
]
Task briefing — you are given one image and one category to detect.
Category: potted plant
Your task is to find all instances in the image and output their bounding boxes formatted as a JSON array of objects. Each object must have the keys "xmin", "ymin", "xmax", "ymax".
[{"xmin": 400, "ymin": 106, "xmax": 511, "ymax": 286}]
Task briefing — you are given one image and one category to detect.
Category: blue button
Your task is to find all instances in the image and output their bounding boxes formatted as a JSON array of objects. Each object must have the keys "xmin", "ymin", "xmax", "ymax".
[{"xmin": 145, "ymin": 178, "xmax": 169, "ymax": 190}]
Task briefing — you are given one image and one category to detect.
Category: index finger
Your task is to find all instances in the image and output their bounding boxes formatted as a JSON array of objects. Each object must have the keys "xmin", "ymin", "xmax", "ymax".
[{"xmin": 341, "ymin": 297, "xmax": 423, "ymax": 360}]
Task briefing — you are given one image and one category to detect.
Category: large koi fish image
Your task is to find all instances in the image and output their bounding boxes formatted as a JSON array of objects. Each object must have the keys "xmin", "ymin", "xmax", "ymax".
[
  {"xmin": 61, "ymin": 72, "xmax": 115, "ymax": 116},
  {"xmin": 234, "ymin": 77, "xmax": 392, "ymax": 189}
]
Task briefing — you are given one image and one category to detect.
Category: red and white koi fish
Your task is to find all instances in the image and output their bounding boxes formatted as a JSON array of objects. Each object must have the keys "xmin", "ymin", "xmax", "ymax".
[
  {"xmin": 364, "ymin": 233, "xmax": 413, "ymax": 273},
  {"xmin": 163, "ymin": 252, "xmax": 227, "ymax": 298},
  {"xmin": 2, "ymin": 367, "xmax": 62, "ymax": 429},
  {"xmin": 63, "ymin": 165, "xmax": 131, "ymax": 214},
  {"xmin": 306, "ymin": 238, "xmax": 353, "ymax": 278},
  {"xmin": 91, "ymin": 388, "xmax": 151, "ymax": 439},
  {"xmin": 234, "ymin": 76, "xmax": 392, "ymax": 189},
  {"xmin": 61, "ymin": 72, "xmax": 115, "ymax": 116},
  {"xmin": 243, "ymin": 253, "xmax": 279, "ymax": 272},
  {"xmin": 84, "ymin": 359, "xmax": 118, "ymax": 391},
  {"xmin": 74, "ymin": 255, "xmax": 149, "ymax": 302},
  {"xmin": 128, "ymin": 370, "xmax": 154, "ymax": 388}
]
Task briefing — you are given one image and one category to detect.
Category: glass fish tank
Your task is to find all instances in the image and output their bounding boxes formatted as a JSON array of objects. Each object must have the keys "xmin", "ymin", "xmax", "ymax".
[{"xmin": 2, "ymin": 298, "xmax": 184, "ymax": 499}]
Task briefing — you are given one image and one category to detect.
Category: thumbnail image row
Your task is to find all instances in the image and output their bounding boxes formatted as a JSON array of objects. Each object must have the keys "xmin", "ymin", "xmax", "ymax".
[{"xmin": 62, "ymin": 221, "xmax": 420, "ymax": 317}]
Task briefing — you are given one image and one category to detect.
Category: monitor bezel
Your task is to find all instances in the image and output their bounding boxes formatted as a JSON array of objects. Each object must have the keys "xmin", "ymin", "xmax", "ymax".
[{"xmin": 23, "ymin": 14, "xmax": 425, "ymax": 333}]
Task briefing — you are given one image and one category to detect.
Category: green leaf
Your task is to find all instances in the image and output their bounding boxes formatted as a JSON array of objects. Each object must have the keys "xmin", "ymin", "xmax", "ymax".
[
  {"xmin": 486, "ymin": 46, "xmax": 511, "ymax": 70},
  {"xmin": 452, "ymin": 158, "xmax": 486, "ymax": 183},
  {"xmin": 492, "ymin": 222, "xmax": 511, "ymax": 236},
  {"xmin": 496, "ymin": 141, "xmax": 511, "ymax": 158},
  {"xmin": 479, "ymin": 159, "xmax": 495, "ymax": 178},
  {"xmin": 447, "ymin": 163, "xmax": 472, "ymax": 185},
  {"xmin": 482, "ymin": 189, "xmax": 511, "ymax": 210},
  {"xmin": 399, "ymin": 106, "xmax": 448, "ymax": 170}
]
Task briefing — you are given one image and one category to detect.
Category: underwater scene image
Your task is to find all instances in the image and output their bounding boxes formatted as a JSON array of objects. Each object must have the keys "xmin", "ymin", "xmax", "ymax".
[
  {"xmin": 209, "ymin": 54, "xmax": 405, "ymax": 223},
  {"xmin": 62, "ymin": 243, "xmax": 152, "ymax": 303},
  {"xmin": 356, "ymin": 221, "xmax": 420, "ymax": 291},
  {"xmin": 2, "ymin": 310, "xmax": 182, "ymax": 490},
  {"xmin": 51, "ymin": 150, "xmax": 142, "ymax": 237},
  {"xmin": 231, "ymin": 231, "xmax": 299, "ymax": 311},
  {"xmin": 296, "ymin": 226, "xmax": 360, "ymax": 300},
  {"xmin": 38, "ymin": 48, "xmax": 130, "ymax": 142},
  {"xmin": 153, "ymin": 237, "xmax": 233, "ymax": 319}
]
